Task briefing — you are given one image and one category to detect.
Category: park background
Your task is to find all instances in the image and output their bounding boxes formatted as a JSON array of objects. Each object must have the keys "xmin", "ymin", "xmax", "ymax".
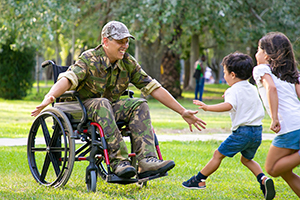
[{"xmin": 0, "ymin": 0, "xmax": 300, "ymax": 199}]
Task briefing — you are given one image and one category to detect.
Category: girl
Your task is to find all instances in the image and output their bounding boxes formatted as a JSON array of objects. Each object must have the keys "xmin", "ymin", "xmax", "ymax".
[{"xmin": 253, "ymin": 32, "xmax": 300, "ymax": 197}]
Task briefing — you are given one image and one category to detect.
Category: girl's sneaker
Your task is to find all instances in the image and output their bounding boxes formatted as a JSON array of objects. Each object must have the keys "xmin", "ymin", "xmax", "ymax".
[{"xmin": 182, "ymin": 175, "xmax": 206, "ymax": 189}]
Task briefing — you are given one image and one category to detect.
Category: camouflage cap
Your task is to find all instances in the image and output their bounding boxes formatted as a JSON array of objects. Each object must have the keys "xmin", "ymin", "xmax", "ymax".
[{"xmin": 101, "ymin": 21, "xmax": 135, "ymax": 40}]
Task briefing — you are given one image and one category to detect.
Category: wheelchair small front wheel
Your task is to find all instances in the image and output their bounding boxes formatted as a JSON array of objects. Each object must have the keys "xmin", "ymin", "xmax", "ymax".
[{"xmin": 86, "ymin": 170, "xmax": 97, "ymax": 192}]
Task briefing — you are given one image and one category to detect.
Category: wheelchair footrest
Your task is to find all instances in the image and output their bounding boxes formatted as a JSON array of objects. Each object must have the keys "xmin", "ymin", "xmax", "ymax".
[
  {"xmin": 106, "ymin": 174, "xmax": 138, "ymax": 185},
  {"xmin": 138, "ymin": 172, "xmax": 168, "ymax": 183}
]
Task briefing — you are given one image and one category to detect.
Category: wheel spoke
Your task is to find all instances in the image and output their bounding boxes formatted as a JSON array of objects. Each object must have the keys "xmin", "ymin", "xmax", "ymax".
[
  {"xmin": 40, "ymin": 154, "xmax": 51, "ymax": 182},
  {"xmin": 39, "ymin": 117, "xmax": 51, "ymax": 146},
  {"xmin": 49, "ymin": 151, "xmax": 62, "ymax": 176},
  {"xmin": 31, "ymin": 147, "xmax": 47, "ymax": 152},
  {"xmin": 49, "ymin": 147, "xmax": 69, "ymax": 152},
  {"xmin": 49, "ymin": 122, "xmax": 61, "ymax": 147},
  {"xmin": 39, "ymin": 148, "xmax": 64, "ymax": 180}
]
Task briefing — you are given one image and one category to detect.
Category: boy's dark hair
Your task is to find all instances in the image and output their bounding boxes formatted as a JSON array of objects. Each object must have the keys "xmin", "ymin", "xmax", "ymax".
[
  {"xmin": 259, "ymin": 32, "xmax": 299, "ymax": 84},
  {"xmin": 221, "ymin": 52, "xmax": 253, "ymax": 80}
]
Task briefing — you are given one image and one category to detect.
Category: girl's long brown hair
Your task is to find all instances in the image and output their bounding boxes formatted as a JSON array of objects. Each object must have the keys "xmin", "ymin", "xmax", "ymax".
[{"xmin": 259, "ymin": 32, "xmax": 299, "ymax": 84}]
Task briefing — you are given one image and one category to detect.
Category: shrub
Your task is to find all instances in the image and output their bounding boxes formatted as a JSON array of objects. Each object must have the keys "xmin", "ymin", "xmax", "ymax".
[{"xmin": 0, "ymin": 42, "xmax": 35, "ymax": 99}]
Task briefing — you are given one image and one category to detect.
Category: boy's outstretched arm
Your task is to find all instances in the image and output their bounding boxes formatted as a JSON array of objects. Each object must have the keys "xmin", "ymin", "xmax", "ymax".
[{"xmin": 193, "ymin": 100, "xmax": 232, "ymax": 112}]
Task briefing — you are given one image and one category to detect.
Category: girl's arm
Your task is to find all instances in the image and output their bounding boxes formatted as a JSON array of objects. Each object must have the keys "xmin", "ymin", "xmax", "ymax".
[
  {"xmin": 261, "ymin": 74, "xmax": 281, "ymax": 133},
  {"xmin": 295, "ymin": 83, "xmax": 300, "ymax": 99}
]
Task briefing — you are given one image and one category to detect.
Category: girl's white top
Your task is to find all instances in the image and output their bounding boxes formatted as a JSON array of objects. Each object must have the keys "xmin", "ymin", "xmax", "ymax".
[
  {"xmin": 253, "ymin": 64, "xmax": 300, "ymax": 135},
  {"xmin": 224, "ymin": 80, "xmax": 265, "ymax": 131}
]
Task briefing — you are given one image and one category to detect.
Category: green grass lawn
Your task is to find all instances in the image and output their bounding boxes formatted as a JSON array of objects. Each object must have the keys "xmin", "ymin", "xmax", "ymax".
[
  {"xmin": 0, "ymin": 83, "xmax": 272, "ymax": 138},
  {"xmin": 0, "ymin": 83, "xmax": 297, "ymax": 199},
  {"xmin": 0, "ymin": 141, "xmax": 298, "ymax": 199}
]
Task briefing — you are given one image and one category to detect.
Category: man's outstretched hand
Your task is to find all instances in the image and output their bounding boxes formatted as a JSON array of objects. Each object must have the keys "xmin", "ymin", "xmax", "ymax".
[
  {"xmin": 181, "ymin": 109, "xmax": 206, "ymax": 132},
  {"xmin": 31, "ymin": 95, "xmax": 56, "ymax": 117}
]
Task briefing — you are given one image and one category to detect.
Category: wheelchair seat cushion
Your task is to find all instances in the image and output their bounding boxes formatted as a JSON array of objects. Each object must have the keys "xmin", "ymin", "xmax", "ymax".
[{"xmin": 54, "ymin": 101, "xmax": 83, "ymax": 123}]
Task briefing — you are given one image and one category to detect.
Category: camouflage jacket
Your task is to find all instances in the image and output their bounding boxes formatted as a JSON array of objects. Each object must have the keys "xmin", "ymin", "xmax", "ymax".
[{"xmin": 57, "ymin": 45, "xmax": 161, "ymax": 102}]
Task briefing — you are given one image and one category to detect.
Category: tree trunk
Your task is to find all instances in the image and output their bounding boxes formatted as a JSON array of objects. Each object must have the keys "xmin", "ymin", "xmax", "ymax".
[
  {"xmin": 210, "ymin": 57, "xmax": 221, "ymax": 84},
  {"xmin": 71, "ymin": 24, "xmax": 75, "ymax": 65},
  {"xmin": 160, "ymin": 48, "xmax": 182, "ymax": 98},
  {"xmin": 35, "ymin": 53, "xmax": 40, "ymax": 93},
  {"xmin": 55, "ymin": 23, "xmax": 61, "ymax": 65},
  {"xmin": 136, "ymin": 38, "xmax": 164, "ymax": 81},
  {"xmin": 183, "ymin": 59, "xmax": 190, "ymax": 89},
  {"xmin": 188, "ymin": 34, "xmax": 199, "ymax": 89}
]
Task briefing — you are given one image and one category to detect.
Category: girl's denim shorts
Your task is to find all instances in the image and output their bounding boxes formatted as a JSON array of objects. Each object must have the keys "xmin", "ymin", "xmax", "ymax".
[{"xmin": 272, "ymin": 129, "xmax": 300, "ymax": 150}]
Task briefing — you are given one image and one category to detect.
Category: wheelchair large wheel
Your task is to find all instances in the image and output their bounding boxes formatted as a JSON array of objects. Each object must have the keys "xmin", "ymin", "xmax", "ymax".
[{"xmin": 27, "ymin": 107, "xmax": 75, "ymax": 188}]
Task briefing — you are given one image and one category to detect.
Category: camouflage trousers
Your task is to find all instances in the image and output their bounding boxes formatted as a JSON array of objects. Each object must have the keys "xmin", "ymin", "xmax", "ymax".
[{"xmin": 83, "ymin": 97, "xmax": 156, "ymax": 167}]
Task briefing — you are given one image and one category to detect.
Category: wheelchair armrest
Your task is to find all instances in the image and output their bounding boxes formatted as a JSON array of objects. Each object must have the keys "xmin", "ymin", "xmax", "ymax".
[
  {"xmin": 59, "ymin": 90, "xmax": 79, "ymax": 98},
  {"xmin": 122, "ymin": 90, "xmax": 134, "ymax": 98},
  {"xmin": 57, "ymin": 91, "xmax": 88, "ymax": 132}
]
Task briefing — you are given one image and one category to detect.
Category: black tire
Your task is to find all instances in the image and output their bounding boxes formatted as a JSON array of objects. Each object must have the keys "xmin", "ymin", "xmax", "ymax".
[
  {"xmin": 27, "ymin": 107, "xmax": 75, "ymax": 188},
  {"xmin": 86, "ymin": 170, "xmax": 97, "ymax": 192}
]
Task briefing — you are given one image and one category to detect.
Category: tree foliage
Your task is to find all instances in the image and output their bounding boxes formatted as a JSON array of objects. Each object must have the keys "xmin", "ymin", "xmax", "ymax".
[
  {"xmin": 0, "ymin": 40, "xmax": 35, "ymax": 99},
  {"xmin": 0, "ymin": 0, "xmax": 79, "ymax": 50},
  {"xmin": 1, "ymin": 0, "xmax": 300, "ymax": 99},
  {"xmin": 224, "ymin": 0, "xmax": 300, "ymax": 59}
]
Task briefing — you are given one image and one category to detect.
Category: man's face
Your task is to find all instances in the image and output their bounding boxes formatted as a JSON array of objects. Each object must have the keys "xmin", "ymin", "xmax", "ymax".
[{"xmin": 104, "ymin": 37, "xmax": 129, "ymax": 63}]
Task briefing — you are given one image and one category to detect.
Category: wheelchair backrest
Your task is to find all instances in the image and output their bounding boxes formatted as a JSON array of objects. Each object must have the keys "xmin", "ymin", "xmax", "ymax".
[
  {"xmin": 42, "ymin": 60, "xmax": 86, "ymax": 127},
  {"xmin": 41, "ymin": 60, "xmax": 69, "ymax": 83}
]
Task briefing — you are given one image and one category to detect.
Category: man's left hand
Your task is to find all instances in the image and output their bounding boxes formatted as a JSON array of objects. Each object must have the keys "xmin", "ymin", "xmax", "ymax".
[{"xmin": 181, "ymin": 110, "xmax": 206, "ymax": 132}]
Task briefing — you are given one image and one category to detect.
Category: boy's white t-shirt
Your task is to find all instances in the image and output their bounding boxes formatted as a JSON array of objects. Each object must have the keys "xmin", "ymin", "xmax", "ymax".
[
  {"xmin": 224, "ymin": 80, "xmax": 265, "ymax": 131},
  {"xmin": 253, "ymin": 64, "xmax": 300, "ymax": 135}
]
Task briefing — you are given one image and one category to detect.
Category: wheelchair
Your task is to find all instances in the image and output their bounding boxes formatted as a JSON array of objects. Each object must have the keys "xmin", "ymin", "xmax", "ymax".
[{"xmin": 27, "ymin": 60, "xmax": 170, "ymax": 192}]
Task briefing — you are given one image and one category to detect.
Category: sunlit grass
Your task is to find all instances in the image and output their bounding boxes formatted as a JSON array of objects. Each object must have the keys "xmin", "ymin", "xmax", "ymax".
[
  {"xmin": 181, "ymin": 83, "xmax": 229, "ymax": 100},
  {"xmin": 0, "ymin": 141, "xmax": 298, "ymax": 199},
  {"xmin": 0, "ymin": 83, "xmax": 295, "ymax": 199},
  {"xmin": 0, "ymin": 83, "xmax": 273, "ymax": 138}
]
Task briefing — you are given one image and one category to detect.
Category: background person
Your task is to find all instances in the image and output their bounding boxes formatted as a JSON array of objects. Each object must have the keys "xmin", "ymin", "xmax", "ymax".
[{"xmin": 193, "ymin": 55, "xmax": 206, "ymax": 101}]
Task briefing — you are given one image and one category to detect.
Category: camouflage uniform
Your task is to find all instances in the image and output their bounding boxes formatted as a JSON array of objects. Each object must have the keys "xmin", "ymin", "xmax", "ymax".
[{"xmin": 57, "ymin": 45, "xmax": 161, "ymax": 167}]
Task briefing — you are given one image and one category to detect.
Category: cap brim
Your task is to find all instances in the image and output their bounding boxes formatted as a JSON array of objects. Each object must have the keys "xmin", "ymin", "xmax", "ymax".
[{"xmin": 111, "ymin": 33, "xmax": 135, "ymax": 40}]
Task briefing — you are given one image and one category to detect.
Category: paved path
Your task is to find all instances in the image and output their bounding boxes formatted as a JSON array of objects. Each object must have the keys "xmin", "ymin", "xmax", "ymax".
[{"xmin": 0, "ymin": 133, "xmax": 275, "ymax": 147}]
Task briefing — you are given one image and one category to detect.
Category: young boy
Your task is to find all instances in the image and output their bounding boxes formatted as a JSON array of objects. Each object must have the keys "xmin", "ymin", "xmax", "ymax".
[{"xmin": 182, "ymin": 52, "xmax": 276, "ymax": 200}]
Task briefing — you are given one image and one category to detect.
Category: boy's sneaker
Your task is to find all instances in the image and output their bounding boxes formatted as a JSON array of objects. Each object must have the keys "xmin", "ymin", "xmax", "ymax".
[
  {"xmin": 182, "ymin": 175, "xmax": 206, "ymax": 189},
  {"xmin": 138, "ymin": 157, "xmax": 175, "ymax": 179},
  {"xmin": 260, "ymin": 176, "xmax": 276, "ymax": 200}
]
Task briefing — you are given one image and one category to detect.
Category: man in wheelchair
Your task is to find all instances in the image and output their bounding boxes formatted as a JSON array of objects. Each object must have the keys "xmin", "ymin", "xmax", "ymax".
[{"xmin": 31, "ymin": 21, "xmax": 206, "ymax": 180}]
